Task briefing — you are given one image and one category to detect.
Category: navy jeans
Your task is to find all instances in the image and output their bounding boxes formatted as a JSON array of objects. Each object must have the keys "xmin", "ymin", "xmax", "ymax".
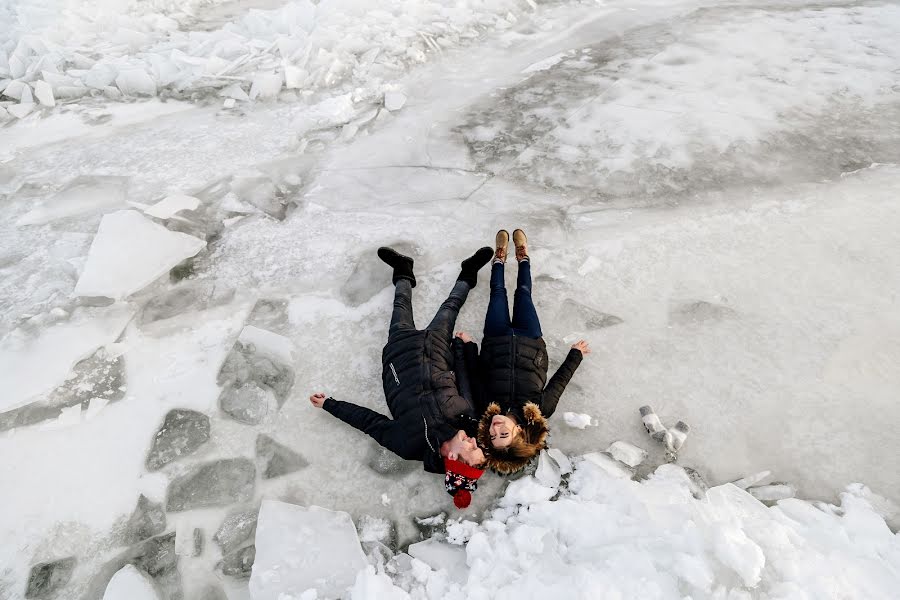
[
  {"xmin": 483, "ymin": 261, "xmax": 542, "ymax": 338},
  {"xmin": 389, "ymin": 278, "xmax": 470, "ymax": 339}
]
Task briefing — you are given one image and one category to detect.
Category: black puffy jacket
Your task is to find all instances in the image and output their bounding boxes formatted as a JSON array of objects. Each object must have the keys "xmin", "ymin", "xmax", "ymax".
[
  {"xmin": 464, "ymin": 336, "xmax": 583, "ymax": 420},
  {"xmin": 323, "ymin": 334, "xmax": 478, "ymax": 474}
]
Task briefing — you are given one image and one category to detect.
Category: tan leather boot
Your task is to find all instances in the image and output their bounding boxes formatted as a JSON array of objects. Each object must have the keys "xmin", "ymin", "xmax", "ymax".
[{"xmin": 512, "ymin": 228, "xmax": 528, "ymax": 262}]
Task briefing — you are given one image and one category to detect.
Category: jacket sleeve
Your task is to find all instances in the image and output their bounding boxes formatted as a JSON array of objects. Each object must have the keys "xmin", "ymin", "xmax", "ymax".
[
  {"xmin": 322, "ymin": 398, "xmax": 418, "ymax": 460},
  {"xmin": 463, "ymin": 340, "xmax": 487, "ymax": 412},
  {"xmin": 540, "ymin": 348, "xmax": 584, "ymax": 418}
]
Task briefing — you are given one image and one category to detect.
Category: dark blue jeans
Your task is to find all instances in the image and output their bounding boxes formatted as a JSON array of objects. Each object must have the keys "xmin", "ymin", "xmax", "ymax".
[{"xmin": 483, "ymin": 261, "xmax": 542, "ymax": 338}]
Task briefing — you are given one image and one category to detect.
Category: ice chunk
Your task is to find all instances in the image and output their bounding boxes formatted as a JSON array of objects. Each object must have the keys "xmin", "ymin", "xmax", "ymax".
[
  {"xmin": 125, "ymin": 495, "xmax": 166, "ymax": 543},
  {"xmin": 547, "ymin": 448, "xmax": 572, "ymax": 474},
  {"xmin": 220, "ymin": 546, "xmax": 255, "ymax": 579},
  {"xmin": 748, "ymin": 483, "xmax": 797, "ymax": 503},
  {"xmin": 0, "ymin": 105, "xmax": 9, "ymax": 121},
  {"xmin": 249, "ymin": 72, "xmax": 283, "ymax": 100},
  {"xmin": 223, "ymin": 98, "xmax": 235, "ymax": 109},
  {"xmin": 34, "ymin": 80, "xmax": 55, "ymax": 106},
  {"xmin": 3, "ymin": 80, "xmax": 27, "ymax": 100},
  {"xmin": 17, "ymin": 175, "xmax": 129, "ymax": 226},
  {"xmin": 139, "ymin": 281, "xmax": 235, "ymax": 326},
  {"xmin": 500, "ymin": 475, "xmax": 557, "ymax": 507},
  {"xmin": 166, "ymin": 458, "xmax": 255, "ymax": 511},
  {"xmin": 103, "ymin": 565, "xmax": 160, "ymax": 600},
  {"xmin": 256, "ymin": 434, "xmax": 307, "ymax": 479},
  {"xmin": 407, "ymin": 539, "xmax": 468, "ymax": 585},
  {"xmin": 84, "ymin": 64, "xmax": 118, "ymax": 89},
  {"xmin": 8, "ymin": 103, "xmax": 34, "ymax": 119},
  {"xmin": 534, "ymin": 449, "xmax": 562, "ymax": 488},
  {"xmin": 73, "ymin": 210, "xmax": 205, "ymax": 299},
  {"xmin": 26, "ymin": 557, "xmax": 77, "ymax": 598},
  {"xmin": 145, "ymin": 409, "xmax": 210, "ymax": 471},
  {"xmin": 116, "ymin": 69, "xmax": 157, "ymax": 96},
  {"xmin": 144, "ymin": 194, "xmax": 200, "ymax": 220},
  {"xmin": 582, "ymin": 452, "xmax": 635, "ymax": 479},
  {"xmin": 563, "ymin": 411, "xmax": 593, "ymax": 429},
  {"xmin": 521, "ymin": 52, "xmax": 568, "ymax": 74},
  {"xmin": 220, "ymin": 83, "xmax": 250, "ymax": 101},
  {"xmin": 731, "ymin": 470, "xmax": 771, "ymax": 490},
  {"xmin": 249, "ymin": 501, "xmax": 367, "ymax": 600},
  {"xmin": 215, "ymin": 509, "xmax": 258, "ymax": 555},
  {"xmin": 284, "ymin": 64, "xmax": 308, "ymax": 89},
  {"xmin": 238, "ymin": 325, "xmax": 295, "ymax": 365},
  {"xmin": 383, "ymin": 91, "xmax": 407, "ymax": 111},
  {"xmin": 605, "ymin": 441, "xmax": 648, "ymax": 467}
]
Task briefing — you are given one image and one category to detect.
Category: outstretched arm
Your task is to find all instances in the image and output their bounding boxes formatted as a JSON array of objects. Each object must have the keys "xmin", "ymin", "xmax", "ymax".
[
  {"xmin": 540, "ymin": 341, "xmax": 590, "ymax": 418},
  {"xmin": 311, "ymin": 393, "xmax": 418, "ymax": 460}
]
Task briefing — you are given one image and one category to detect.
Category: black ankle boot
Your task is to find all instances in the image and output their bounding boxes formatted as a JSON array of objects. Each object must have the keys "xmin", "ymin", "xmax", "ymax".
[
  {"xmin": 378, "ymin": 247, "xmax": 416, "ymax": 287},
  {"xmin": 457, "ymin": 247, "xmax": 493, "ymax": 287}
]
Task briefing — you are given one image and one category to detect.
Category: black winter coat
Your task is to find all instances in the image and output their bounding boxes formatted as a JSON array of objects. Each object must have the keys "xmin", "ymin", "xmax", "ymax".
[
  {"xmin": 324, "ymin": 334, "xmax": 478, "ymax": 474},
  {"xmin": 464, "ymin": 336, "xmax": 583, "ymax": 421}
]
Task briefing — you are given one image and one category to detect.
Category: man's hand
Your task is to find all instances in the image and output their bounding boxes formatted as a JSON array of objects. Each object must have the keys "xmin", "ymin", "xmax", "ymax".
[
  {"xmin": 309, "ymin": 393, "xmax": 327, "ymax": 408},
  {"xmin": 572, "ymin": 340, "xmax": 592, "ymax": 356},
  {"xmin": 455, "ymin": 331, "xmax": 473, "ymax": 344}
]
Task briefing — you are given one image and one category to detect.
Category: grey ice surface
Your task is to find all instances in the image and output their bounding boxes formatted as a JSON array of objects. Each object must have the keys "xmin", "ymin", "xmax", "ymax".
[
  {"xmin": 138, "ymin": 281, "xmax": 235, "ymax": 326},
  {"xmin": 255, "ymin": 434, "xmax": 308, "ymax": 479},
  {"xmin": 218, "ymin": 545, "xmax": 255, "ymax": 579},
  {"xmin": 145, "ymin": 409, "xmax": 211, "ymax": 471},
  {"xmin": 166, "ymin": 459, "xmax": 256, "ymax": 512},
  {"xmin": 217, "ymin": 339, "xmax": 295, "ymax": 424}
]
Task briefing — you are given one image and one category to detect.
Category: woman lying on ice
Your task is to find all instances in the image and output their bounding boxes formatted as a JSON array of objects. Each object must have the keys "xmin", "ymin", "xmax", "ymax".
[
  {"xmin": 456, "ymin": 229, "xmax": 591, "ymax": 474},
  {"xmin": 309, "ymin": 245, "xmax": 493, "ymax": 508}
]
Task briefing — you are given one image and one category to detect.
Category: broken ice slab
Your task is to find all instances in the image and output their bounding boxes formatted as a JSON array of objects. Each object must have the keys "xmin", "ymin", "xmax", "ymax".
[
  {"xmin": 407, "ymin": 539, "xmax": 468, "ymax": 585},
  {"xmin": 16, "ymin": 176, "xmax": 129, "ymax": 226},
  {"xmin": 229, "ymin": 171, "xmax": 291, "ymax": 219},
  {"xmin": 116, "ymin": 69, "xmax": 157, "ymax": 96},
  {"xmin": 1, "ymin": 345, "xmax": 125, "ymax": 432},
  {"xmin": 144, "ymin": 194, "xmax": 201, "ymax": 220},
  {"xmin": 138, "ymin": 281, "xmax": 235, "ymax": 327},
  {"xmin": 249, "ymin": 501, "xmax": 367, "ymax": 600},
  {"xmin": 102, "ymin": 564, "xmax": 160, "ymax": 600},
  {"xmin": 245, "ymin": 299, "xmax": 290, "ymax": 333},
  {"xmin": 85, "ymin": 533, "xmax": 180, "ymax": 600},
  {"xmin": 219, "ymin": 546, "xmax": 256, "ymax": 579},
  {"xmin": 125, "ymin": 495, "xmax": 167, "ymax": 544},
  {"xmin": 256, "ymin": 434, "xmax": 308, "ymax": 479},
  {"xmin": 0, "ymin": 304, "xmax": 132, "ymax": 417},
  {"xmin": 166, "ymin": 458, "xmax": 256, "ymax": 511},
  {"xmin": 581, "ymin": 452, "xmax": 635, "ymax": 480},
  {"xmin": 34, "ymin": 80, "xmax": 55, "ymax": 106},
  {"xmin": 367, "ymin": 445, "xmax": 417, "ymax": 476},
  {"xmin": 214, "ymin": 509, "xmax": 258, "ymax": 555},
  {"xmin": 535, "ymin": 449, "xmax": 562, "ymax": 488},
  {"xmin": 145, "ymin": 409, "xmax": 210, "ymax": 471},
  {"xmin": 563, "ymin": 411, "xmax": 593, "ymax": 429},
  {"xmin": 731, "ymin": 470, "xmax": 772, "ymax": 490},
  {"xmin": 25, "ymin": 557, "xmax": 76, "ymax": 599},
  {"xmin": 546, "ymin": 448, "xmax": 572, "ymax": 474},
  {"xmin": 605, "ymin": 441, "xmax": 648, "ymax": 468},
  {"xmin": 748, "ymin": 483, "xmax": 797, "ymax": 503},
  {"xmin": 73, "ymin": 210, "xmax": 205, "ymax": 300},
  {"xmin": 217, "ymin": 326, "xmax": 295, "ymax": 424}
]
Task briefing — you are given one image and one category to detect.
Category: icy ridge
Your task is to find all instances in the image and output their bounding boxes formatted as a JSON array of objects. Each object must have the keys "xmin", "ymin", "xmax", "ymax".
[{"xmin": 1, "ymin": 0, "xmax": 559, "ymax": 110}]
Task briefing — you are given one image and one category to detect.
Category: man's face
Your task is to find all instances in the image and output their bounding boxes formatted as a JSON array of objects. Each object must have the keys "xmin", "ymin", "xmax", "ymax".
[{"xmin": 447, "ymin": 430, "xmax": 485, "ymax": 466}]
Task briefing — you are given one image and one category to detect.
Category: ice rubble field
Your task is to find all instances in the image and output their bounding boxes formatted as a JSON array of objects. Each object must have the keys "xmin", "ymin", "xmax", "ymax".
[{"xmin": 2, "ymin": 0, "xmax": 900, "ymax": 598}]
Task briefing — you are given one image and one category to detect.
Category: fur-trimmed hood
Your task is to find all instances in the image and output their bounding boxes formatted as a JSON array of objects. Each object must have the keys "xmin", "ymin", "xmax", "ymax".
[{"xmin": 477, "ymin": 402, "xmax": 549, "ymax": 475}]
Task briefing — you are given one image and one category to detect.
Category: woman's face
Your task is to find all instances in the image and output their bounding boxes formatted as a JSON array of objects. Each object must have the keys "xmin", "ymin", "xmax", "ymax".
[{"xmin": 489, "ymin": 414, "xmax": 522, "ymax": 448}]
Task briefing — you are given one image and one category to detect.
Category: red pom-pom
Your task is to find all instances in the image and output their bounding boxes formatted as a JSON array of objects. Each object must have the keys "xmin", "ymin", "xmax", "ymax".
[{"xmin": 453, "ymin": 490, "xmax": 472, "ymax": 509}]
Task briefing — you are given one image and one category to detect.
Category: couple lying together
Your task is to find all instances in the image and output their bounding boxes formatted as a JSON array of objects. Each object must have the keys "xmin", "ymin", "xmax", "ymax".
[{"xmin": 309, "ymin": 230, "xmax": 590, "ymax": 508}]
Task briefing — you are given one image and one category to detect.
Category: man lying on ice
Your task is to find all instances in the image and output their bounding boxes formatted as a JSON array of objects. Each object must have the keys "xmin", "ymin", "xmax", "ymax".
[{"xmin": 309, "ymin": 245, "xmax": 493, "ymax": 508}]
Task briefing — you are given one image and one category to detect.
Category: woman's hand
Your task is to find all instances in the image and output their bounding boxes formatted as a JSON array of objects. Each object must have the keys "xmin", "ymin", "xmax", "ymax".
[
  {"xmin": 572, "ymin": 340, "xmax": 591, "ymax": 356},
  {"xmin": 309, "ymin": 393, "xmax": 327, "ymax": 408},
  {"xmin": 455, "ymin": 331, "xmax": 473, "ymax": 344}
]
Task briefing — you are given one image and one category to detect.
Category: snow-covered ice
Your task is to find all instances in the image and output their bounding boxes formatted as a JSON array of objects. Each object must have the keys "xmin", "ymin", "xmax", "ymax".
[
  {"xmin": 73, "ymin": 210, "xmax": 205, "ymax": 299},
  {"xmin": 562, "ymin": 411, "xmax": 593, "ymax": 429},
  {"xmin": 103, "ymin": 565, "xmax": 160, "ymax": 600}
]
